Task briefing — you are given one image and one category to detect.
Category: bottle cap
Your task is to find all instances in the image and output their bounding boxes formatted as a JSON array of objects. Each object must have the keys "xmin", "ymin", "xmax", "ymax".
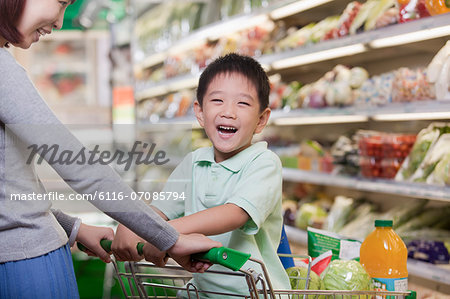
[{"xmin": 375, "ymin": 220, "xmax": 393, "ymax": 227}]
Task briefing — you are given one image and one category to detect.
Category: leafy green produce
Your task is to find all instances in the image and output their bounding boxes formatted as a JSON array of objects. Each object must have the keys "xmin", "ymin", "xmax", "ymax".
[
  {"xmin": 349, "ymin": 0, "xmax": 378, "ymax": 34},
  {"xmin": 320, "ymin": 260, "xmax": 371, "ymax": 298},
  {"xmin": 382, "ymin": 199, "xmax": 428, "ymax": 229},
  {"xmin": 295, "ymin": 203, "xmax": 328, "ymax": 230},
  {"xmin": 396, "ymin": 207, "xmax": 450, "ymax": 234},
  {"xmin": 286, "ymin": 266, "xmax": 325, "ymax": 299},
  {"xmin": 364, "ymin": 0, "xmax": 396, "ymax": 31}
]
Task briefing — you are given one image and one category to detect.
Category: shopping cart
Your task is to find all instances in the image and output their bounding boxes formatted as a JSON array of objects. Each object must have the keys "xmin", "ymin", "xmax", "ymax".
[{"xmin": 78, "ymin": 240, "xmax": 415, "ymax": 299}]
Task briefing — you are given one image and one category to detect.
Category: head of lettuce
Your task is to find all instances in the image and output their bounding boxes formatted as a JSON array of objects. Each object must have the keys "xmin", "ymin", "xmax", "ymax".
[{"xmin": 320, "ymin": 260, "xmax": 371, "ymax": 298}]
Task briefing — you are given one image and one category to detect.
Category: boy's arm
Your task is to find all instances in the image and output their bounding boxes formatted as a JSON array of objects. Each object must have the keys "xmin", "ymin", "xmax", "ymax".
[{"xmin": 168, "ymin": 203, "xmax": 249, "ymax": 235}]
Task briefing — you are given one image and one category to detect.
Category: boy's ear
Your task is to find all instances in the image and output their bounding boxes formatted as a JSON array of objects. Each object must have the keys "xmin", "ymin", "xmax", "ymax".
[
  {"xmin": 193, "ymin": 101, "xmax": 205, "ymax": 128},
  {"xmin": 254, "ymin": 108, "xmax": 271, "ymax": 134}
]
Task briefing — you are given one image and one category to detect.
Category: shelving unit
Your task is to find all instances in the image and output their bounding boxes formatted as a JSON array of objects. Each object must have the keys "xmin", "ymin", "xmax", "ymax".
[
  {"xmin": 132, "ymin": 1, "xmax": 450, "ymax": 294},
  {"xmin": 135, "ymin": 13, "xmax": 449, "ymax": 101},
  {"xmin": 283, "ymin": 168, "xmax": 450, "ymax": 202}
]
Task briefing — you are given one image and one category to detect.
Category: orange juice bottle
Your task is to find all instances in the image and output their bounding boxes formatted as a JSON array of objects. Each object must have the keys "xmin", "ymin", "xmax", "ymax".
[{"xmin": 360, "ymin": 220, "xmax": 408, "ymax": 293}]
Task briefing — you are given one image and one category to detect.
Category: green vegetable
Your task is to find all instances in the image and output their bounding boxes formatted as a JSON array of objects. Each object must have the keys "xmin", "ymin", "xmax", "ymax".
[
  {"xmin": 382, "ymin": 199, "xmax": 428, "ymax": 229},
  {"xmin": 287, "ymin": 267, "xmax": 319, "ymax": 288},
  {"xmin": 295, "ymin": 203, "xmax": 328, "ymax": 230},
  {"xmin": 365, "ymin": 0, "xmax": 396, "ymax": 31},
  {"xmin": 349, "ymin": 0, "xmax": 378, "ymax": 35},
  {"xmin": 320, "ymin": 260, "xmax": 371, "ymax": 298},
  {"xmin": 433, "ymin": 153, "xmax": 450, "ymax": 185},
  {"xmin": 396, "ymin": 207, "xmax": 450, "ymax": 234}
]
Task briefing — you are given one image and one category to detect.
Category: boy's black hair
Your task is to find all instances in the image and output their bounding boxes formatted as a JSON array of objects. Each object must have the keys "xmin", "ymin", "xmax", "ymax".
[{"xmin": 196, "ymin": 53, "xmax": 270, "ymax": 112}]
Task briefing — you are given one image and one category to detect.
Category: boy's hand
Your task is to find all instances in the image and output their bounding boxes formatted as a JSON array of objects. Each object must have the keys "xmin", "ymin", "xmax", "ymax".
[
  {"xmin": 76, "ymin": 223, "xmax": 114, "ymax": 263},
  {"xmin": 142, "ymin": 242, "xmax": 168, "ymax": 267},
  {"xmin": 111, "ymin": 224, "xmax": 145, "ymax": 261},
  {"xmin": 168, "ymin": 233, "xmax": 222, "ymax": 273}
]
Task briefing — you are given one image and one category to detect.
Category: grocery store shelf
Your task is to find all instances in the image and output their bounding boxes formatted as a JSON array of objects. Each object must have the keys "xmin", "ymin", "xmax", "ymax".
[
  {"xmin": 137, "ymin": 116, "xmax": 200, "ymax": 130},
  {"xmin": 134, "ymin": 14, "xmax": 450, "ymax": 100},
  {"xmin": 408, "ymin": 259, "xmax": 450, "ymax": 286},
  {"xmin": 138, "ymin": 101, "xmax": 450, "ymax": 126},
  {"xmin": 135, "ymin": 74, "xmax": 199, "ymax": 101},
  {"xmin": 270, "ymin": 101, "xmax": 450, "ymax": 124},
  {"xmin": 260, "ymin": 14, "xmax": 450, "ymax": 70},
  {"xmin": 136, "ymin": 0, "xmax": 355, "ymax": 70},
  {"xmin": 285, "ymin": 225, "xmax": 450, "ymax": 288},
  {"xmin": 282, "ymin": 168, "xmax": 450, "ymax": 202}
]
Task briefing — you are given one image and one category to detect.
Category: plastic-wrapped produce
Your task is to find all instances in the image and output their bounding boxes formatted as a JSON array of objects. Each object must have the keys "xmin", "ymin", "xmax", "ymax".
[
  {"xmin": 428, "ymin": 151, "xmax": 450, "ymax": 185},
  {"xmin": 339, "ymin": 203, "xmax": 380, "ymax": 240},
  {"xmin": 396, "ymin": 207, "xmax": 450, "ymax": 234},
  {"xmin": 354, "ymin": 72, "xmax": 394, "ymax": 107},
  {"xmin": 365, "ymin": 0, "xmax": 396, "ymax": 31},
  {"xmin": 407, "ymin": 240, "xmax": 450, "ymax": 264},
  {"xmin": 303, "ymin": 81, "xmax": 328, "ymax": 108},
  {"xmin": 309, "ymin": 16, "xmax": 340, "ymax": 43},
  {"xmin": 323, "ymin": 2, "xmax": 362, "ymax": 40},
  {"xmin": 392, "ymin": 68, "xmax": 435, "ymax": 102},
  {"xmin": 349, "ymin": 0, "xmax": 378, "ymax": 34},
  {"xmin": 427, "ymin": 41, "xmax": 450, "ymax": 100},
  {"xmin": 325, "ymin": 196, "xmax": 354, "ymax": 233},
  {"xmin": 326, "ymin": 81, "xmax": 353, "ymax": 106},
  {"xmin": 382, "ymin": 199, "xmax": 428, "ymax": 229},
  {"xmin": 396, "ymin": 124, "xmax": 442, "ymax": 181},
  {"xmin": 349, "ymin": 67, "xmax": 369, "ymax": 89},
  {"xmin": 412, "ymin": 133, "xmax": 450, "ymax": 182}
]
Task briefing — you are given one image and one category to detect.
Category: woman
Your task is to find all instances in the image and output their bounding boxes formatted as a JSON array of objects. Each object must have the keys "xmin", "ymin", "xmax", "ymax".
[{"xmin": 0, "ymin": 1, "xmax": 220, "ymax": 298}]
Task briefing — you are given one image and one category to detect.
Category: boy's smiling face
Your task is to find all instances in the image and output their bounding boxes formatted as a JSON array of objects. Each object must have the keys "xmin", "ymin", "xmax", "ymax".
[{"xmin": 194, "ymin": 72, "xmax": 270, "ymax": 163}]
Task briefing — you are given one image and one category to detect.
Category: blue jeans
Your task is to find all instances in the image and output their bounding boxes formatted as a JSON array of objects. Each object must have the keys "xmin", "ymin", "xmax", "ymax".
[{"xmin": 0, "ymin": 243, "xmax": 79, "ymax": 299}]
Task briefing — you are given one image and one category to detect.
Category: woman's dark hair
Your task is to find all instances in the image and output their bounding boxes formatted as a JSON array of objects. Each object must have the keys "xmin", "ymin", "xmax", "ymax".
[
  {"xmin": 0, "ymin": 0, "xmax": 26, "ymax": 47},
  {"xmin": 0, "ymin": 0, "xmax": 77, "ymax": 47},
  {"xmin": 196, "ymin": 53, "xmax": 270, "ymax": 112}
]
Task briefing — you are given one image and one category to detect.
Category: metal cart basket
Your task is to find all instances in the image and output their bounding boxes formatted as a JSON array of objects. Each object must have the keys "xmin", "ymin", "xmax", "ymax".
[{"xmin": 80, "ymin": 241, "xmax": 414, "ymax": 299}]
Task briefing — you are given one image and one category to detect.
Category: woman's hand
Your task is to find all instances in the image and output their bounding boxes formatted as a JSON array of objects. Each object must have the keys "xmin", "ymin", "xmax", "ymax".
[
  {"xmin": 167, "ymin": 233, "xmax": 222, "ymax": 272},
  {"xmin": 142, "ymin": 242, "xmax": 168, "ymax": 267},
  {"xmin": 111, "ymin": 224, "xmax": 145, "ymax": 261},
  {"xmin": 76, "ymin": 223, "xmax": 114, "ymax": 263}
]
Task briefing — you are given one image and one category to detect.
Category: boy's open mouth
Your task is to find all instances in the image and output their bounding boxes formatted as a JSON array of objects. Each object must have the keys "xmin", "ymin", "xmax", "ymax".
[{"xmin": 217, "ymin": 125, "xmax": 238, "ymax": 135}]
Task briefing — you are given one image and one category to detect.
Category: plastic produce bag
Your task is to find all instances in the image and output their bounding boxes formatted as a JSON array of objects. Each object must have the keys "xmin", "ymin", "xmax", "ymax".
[
  {"xmin": 427, "ymin": 40, "xmax": 450, "ymax": 100},
  {"xmin": 325, "ymin": 196, "xmax": 354, "ymax": 233},
  {"xmin": 408, "ymin": 240, "xmax": 450, "ymax": 264},
  {"xmin": 382, "ymin": 198, "xmax": 428, "ymax": 229},
  {"xmin": 396, "ymin": 207, "xmax": 450, "ymax": 235},
  {"xmin": 395, "ymin": 123, "xmax": 442, "ymax": 181},
  {"xmin": 412, "ymin": 133, "xmax": 450, "ymax": 182},
  {"xmin": 428, "ymin": 151, "xmax": 450, "ymax": 185}
]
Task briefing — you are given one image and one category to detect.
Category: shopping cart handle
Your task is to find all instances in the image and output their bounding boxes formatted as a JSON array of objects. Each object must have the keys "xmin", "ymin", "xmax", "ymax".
[
  {"xmin": 193, "ymin": 247, "xmax": 251, "ymax": 271},
  {"xmin": 77, "ymin": 239, "xmax": 144, "ymax": 256}
]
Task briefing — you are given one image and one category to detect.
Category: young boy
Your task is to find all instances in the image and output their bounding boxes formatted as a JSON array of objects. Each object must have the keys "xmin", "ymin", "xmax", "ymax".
[{"xmin": 115, "ymin": 53, "xmax": 290, "ymax": 297}]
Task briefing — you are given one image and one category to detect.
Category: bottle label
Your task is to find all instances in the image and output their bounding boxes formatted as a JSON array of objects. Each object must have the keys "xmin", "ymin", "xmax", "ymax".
[{"xmin": 372, "ymin": 277, "xmax": 408, "ymax": 298}]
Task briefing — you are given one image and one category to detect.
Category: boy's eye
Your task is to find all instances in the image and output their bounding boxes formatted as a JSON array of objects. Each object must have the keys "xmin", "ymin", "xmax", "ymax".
[
  {"xmin": 211, "ymin": 99, "xmax": 223, "ymax": 103},
  {"xmin": 238, "ymin": 101, "xmax": 250, "ymax": 106}
]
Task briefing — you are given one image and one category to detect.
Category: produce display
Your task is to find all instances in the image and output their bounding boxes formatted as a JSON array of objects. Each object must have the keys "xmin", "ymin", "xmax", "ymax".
[
  {"xmin": 135, "ymin": 0, "xmax": 441, "ymax": 84},
  {"xmin": 358, "ymin": 131, "xmax": 416, "ymax": 178},
  {"xmin": 282, "ymin": 189, "xmax": 450, "ymax": 260},
  {"xmin": 396, "ymin": 122, "xmax": 450, "ymax": 184}
]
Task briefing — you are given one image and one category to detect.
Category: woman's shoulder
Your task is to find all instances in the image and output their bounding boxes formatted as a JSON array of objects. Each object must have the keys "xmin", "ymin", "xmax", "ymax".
[{"xmin": 0, "ymin": 48, "xmax": 24, "ymax": 71}]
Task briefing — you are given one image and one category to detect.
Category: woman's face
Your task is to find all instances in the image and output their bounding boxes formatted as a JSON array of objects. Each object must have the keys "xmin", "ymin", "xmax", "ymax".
[{"xmin": 15, "ymin": 0, "xmax": 70, "ymax": 49}]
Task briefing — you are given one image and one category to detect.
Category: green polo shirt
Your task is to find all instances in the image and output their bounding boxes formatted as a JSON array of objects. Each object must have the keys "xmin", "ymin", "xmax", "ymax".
[{"xmin": 153, "ymin": 142, "xmax": 290, "ymax": 298}]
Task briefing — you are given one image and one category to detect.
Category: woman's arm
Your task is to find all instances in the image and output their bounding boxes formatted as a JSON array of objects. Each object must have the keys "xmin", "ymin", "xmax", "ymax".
[{"xmin": 0, "ymin": 49, "xmax": 178, "ymax": 252}]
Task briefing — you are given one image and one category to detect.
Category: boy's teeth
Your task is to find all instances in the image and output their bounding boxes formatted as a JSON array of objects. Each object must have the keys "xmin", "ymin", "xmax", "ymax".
[{"xmin": 218, "ymin": 126, "xmax": 237, "ymax": 133}]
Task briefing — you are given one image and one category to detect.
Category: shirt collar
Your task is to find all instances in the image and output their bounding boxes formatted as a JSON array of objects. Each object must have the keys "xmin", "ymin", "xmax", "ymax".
[{"xmin": 193, "ymin": 142, "xmax": 268, "ymax": 172}]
